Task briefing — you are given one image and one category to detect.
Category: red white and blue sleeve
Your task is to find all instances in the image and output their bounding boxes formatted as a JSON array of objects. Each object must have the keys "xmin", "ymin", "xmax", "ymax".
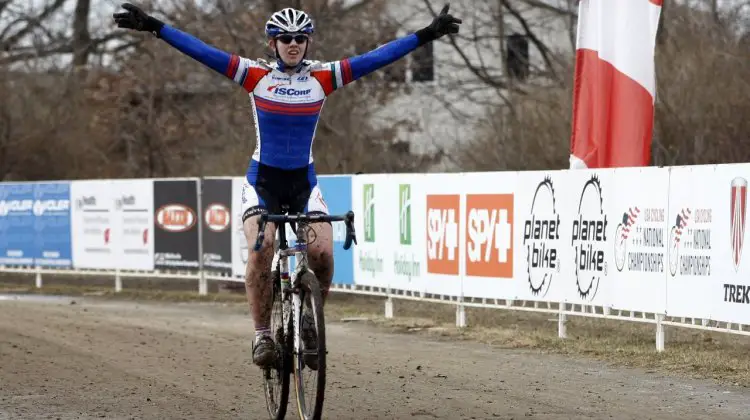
[
  {"xmin": 312, "ymin": 33, "xmax": 422, "ymax": 96},
  {"xmin": 157, "ymin": 25, "xmax": 269, "ymax": 92}
]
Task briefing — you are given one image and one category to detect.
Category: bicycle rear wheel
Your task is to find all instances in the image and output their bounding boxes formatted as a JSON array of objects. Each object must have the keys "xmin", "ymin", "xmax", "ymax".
[
  {"xmin": 293, "ymin": 272, "xmax": 326, "ymax": 420},
  {"xmin": 263, "ymin": 270, "xmax": 291, "ymax": 420}
]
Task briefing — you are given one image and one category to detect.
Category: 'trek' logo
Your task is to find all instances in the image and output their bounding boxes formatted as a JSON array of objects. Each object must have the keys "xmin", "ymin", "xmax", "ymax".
[
  {"xmin": 731, "ymin": 177, "xmax": 747, "ymax": 272},
  {"xmin": 466, "ymin": 194, "xmax": 514, "ymax": 278},
  {"xmin": 204, "ymin": 203, "xmax": 230, "ymax": 232},
  {"xmin": 155, "ymin": 204, "xmax": 196, "ymax": 233},
  {"xmin": 426, "ymin": 195, "xmax": 460, "ymax": 275}
]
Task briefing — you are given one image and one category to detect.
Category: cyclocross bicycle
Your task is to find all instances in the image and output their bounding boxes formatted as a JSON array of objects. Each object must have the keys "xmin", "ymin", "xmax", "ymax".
[{"xmin": 252, "ymin": 209, "xmax": 357, "ymax": 420}]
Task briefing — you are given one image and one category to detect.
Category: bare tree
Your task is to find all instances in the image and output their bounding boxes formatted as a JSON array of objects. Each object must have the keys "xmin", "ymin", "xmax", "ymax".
[{"xmin": 652, "ymin": 1, "xmax": 750, "ymax": 166}]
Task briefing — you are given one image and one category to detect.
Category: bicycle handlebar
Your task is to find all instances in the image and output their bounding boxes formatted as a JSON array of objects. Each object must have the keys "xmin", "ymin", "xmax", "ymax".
[{"xmin": 252, "ymin": 211, "xmax": 358, "ymax": 252}]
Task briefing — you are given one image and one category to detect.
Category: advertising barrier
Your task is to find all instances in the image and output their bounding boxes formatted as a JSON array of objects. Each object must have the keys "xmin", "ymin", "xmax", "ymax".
[
  {"xmin": 514, "ymin": 171, "xmax": 566, "ymax": 303},
  {"xmin": 201, "ymin": 178, "xmax": 233, "ymax": 274},
  {"xmin": 12, "ymin": 164, "xmax": 750, "ymax": 348},
  {"xmin": 318, "ymin": 175, "xmax": 354, "ymax": 286},
  {"xmin": 610, "ymin": 167, "xmax": 669, "ymax": 314},
  {"xmin": 71, "ymin": 180, "xmax": 116, "ymax": 269},
  {"xmin": 0, "ymin": 182, "xmax": 71, "ymax": 267},
  {"xmin": 153, "ymin": 179, "xmax": 200, "ymax": 271},
  {"xmin": 113, "ymin": 179, "xmax": 155, "ymax": 271}
]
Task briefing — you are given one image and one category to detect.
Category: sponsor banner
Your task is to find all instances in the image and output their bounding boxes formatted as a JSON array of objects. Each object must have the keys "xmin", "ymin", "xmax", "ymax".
[
  {"xmin": 71, "ymin": 180, "xmax": 116, "ymax": 269},
  {"xmin": 153, "ymin": 179, "xmax": 199, "ymax": 270},
  {"xmin": 0, "ymin": 183, "xmax": 37, "ymax": 266},
  {"xmin": 112, "ymin": 179, "xmax": 154, "ymax": 271},
  {"xmin": 231, "ymin": 176, "xmax": 247, "ymax": 278},
  {"xmin": 0, "ymin": 182, "xmax": 74, "ymax": 267},
  {"xmin": 609, "ymin": 167, "xmax": 668, "ymax": 313},
  {"xmin": 318, "ymin": 175, "xmax": 354, "ymax": 286},
  {"xmin": 665, "ymin": 165, "xmax": 717, "ymax": 320},
  {"xmin": 713, "ymin": 163, "xmax": 750, "ymax": 324},
  {"xmin": 201, "ymin": 178, "xmax": 232, "ymax": 274},
  {"xmin": 32, "ymin": 182, "xmax": 72, "ymax": 267},
  {"xmin": 353, "ymin": 174, "xmax": 392, "ymax": 290},
  {"xmin": 562, "ymin": 170, "xmax": 614, "ymax": 306},
  {"xmin": 351, "ymin": 174, "xmax": 424, "ymax": 292},
  {"xmin": 460, "ymin": 172, "xmax": 517, "ymax": 300},
  {"xmin": 513, "ymin": 171, "xmax": 567, "ymax": 303},
  {"xmin": 422, "ymin": 173, "xmax": 465, "ymax": 297}
]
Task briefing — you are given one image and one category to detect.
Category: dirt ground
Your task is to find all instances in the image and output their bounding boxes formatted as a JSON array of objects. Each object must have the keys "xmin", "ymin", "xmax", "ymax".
[{"xmin": 2, "ymin": 295, "xmax": 750, "ymax": 420}]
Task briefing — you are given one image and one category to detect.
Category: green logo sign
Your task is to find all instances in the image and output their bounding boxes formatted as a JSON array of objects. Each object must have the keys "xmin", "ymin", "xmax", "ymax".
[
  {"xmin": 399, "ymin": 184, "xmax": 411, "ymax": 245},
  {"xmin": 363, "ymin": 184, "xmax": 375, "ymax": 242}
]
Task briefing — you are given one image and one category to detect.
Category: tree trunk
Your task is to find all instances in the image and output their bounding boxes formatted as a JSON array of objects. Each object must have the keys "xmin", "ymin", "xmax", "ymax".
[{"xmin": 72, "ymin": 0, "xmax": 91, "ymax": 68}]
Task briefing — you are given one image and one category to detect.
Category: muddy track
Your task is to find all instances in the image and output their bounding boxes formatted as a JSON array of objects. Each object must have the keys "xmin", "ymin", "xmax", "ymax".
[{"xmin": 1, "ymin": 296, "xmax": 749, "ymax": 419}]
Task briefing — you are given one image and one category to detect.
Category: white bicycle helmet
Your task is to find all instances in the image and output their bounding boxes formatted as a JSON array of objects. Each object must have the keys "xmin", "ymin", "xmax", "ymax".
[{"xmin": 265, "ymin": 8, "xmax": 314, "ymax": 37}]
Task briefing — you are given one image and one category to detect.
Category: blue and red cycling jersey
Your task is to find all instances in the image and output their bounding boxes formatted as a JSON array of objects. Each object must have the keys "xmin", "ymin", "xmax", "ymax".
[{"xmin": 157, "ymin": 25, "xmax": 423, "ymax": 183}]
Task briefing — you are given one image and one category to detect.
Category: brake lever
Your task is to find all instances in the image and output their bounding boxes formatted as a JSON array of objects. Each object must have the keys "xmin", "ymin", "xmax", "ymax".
[
  {"xmin": 253, "ymin": 217, "xmax": 267, "ymax": 252},
  {"xmin": 343, "ymin": 211, "xmax": 357, "ymax": 250}
]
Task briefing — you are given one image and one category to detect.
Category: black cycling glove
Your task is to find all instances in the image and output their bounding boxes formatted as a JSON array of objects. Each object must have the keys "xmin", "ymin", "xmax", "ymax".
[
  {"xmin": 113, "ymin": 3, "xmax": 164, "ymax": 37},
  {"xmin": 415, "ymin": 4, "xmax": 462, "ymax": 46}
]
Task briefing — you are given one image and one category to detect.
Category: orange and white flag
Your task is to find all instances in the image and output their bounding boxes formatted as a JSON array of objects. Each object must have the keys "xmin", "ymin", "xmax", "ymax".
[{"xmin": 569, "ymin": 0, "xmax": 663, "ymax": 169}]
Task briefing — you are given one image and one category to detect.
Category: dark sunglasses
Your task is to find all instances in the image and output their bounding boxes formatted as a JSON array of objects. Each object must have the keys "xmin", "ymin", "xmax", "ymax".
[{"xmin": 276, "ymin": 34, "xmax": 309, "ymax": 44}]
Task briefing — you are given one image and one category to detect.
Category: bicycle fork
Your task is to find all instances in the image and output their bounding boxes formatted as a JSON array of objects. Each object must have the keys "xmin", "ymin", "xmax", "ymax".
[{"xmin": 277, "ymin": 250, "xmax": 303, "ymax": 358}]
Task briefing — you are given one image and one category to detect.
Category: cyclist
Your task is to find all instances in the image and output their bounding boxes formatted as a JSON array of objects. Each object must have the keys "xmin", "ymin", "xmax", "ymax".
[{"xmin": 113, "ymin": 3, "xmax": 461, "ymax": 369}]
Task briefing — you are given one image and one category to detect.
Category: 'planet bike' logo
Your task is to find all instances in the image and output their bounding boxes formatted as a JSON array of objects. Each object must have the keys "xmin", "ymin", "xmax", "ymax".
[
  {"xmin": 522, "ymin": 176, "xmax": 560, "ymax": 297},
  {"xmin": 571, "ymin": 175, "xmax": 607, "ymax": 301}
]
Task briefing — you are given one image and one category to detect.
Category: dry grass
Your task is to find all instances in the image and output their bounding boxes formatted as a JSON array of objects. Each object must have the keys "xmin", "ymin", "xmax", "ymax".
[{"xmin": 3, "ymin": 277, "xmax": 750, "ymax": 388}]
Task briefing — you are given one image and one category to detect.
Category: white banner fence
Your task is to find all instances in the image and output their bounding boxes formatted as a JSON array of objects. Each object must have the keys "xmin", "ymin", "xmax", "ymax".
[{"xmin": 3, "ymin": 164, "xmax": 750, "ymax": 351}]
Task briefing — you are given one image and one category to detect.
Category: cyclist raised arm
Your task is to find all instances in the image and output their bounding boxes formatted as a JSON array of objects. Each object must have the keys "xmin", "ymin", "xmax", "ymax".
[{"xmin": 113, "ymin": 3, "xmax": 461, "ymax": 369}]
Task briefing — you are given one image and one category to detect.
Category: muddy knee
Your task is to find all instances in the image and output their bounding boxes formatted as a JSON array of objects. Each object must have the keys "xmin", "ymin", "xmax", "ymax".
[
  {"xmin": 309, "ymin": 248, "xmax": 333, "ymax": 270},
  {"xmin": 243, "ymin": 215, "xmax": 276, "ymax": 280}
]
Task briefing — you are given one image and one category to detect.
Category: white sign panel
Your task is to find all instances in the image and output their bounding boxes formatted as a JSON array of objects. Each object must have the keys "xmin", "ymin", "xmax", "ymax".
[
  {"xmin": 666, "ymin": 165, "xmax": 717, "ymax": 320},
  {"xmin": 381, "ymin": 174, "xmax": 426, "ymax": 293},
  {"xmin": 561, "ymin": 169, "xmax": 615, "ymax": 306},
  {"xmin": 609, "ymin": 167, "xmax": 669, "ymax": 313},
  {"xmin": 701, "ymin": 163, "xmax": 750, "ymax": 325},
  {"xmin": 112, "ymin": 179, "xmax": 154, "ymax": 271},
  {"xmin": 513, "ymin": 171, "xmax": 568, "ymax": 303},
  {"xmin": 352, "ymin": 174, "xmax": 392, "ymax": 290},
  {"xmin": 71, "ymin": 180, "xmax": 116, "ymax": 269}
]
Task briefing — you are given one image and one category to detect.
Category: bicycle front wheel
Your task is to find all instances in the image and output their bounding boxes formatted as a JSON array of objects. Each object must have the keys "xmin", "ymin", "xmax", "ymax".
[
  {"xmin": 263, "ymin": 270, "xmax": 291, "ymax": 420},
  {"xmin": 293, "ymin": 272, "xmax": 326, "ymax": 420}
]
